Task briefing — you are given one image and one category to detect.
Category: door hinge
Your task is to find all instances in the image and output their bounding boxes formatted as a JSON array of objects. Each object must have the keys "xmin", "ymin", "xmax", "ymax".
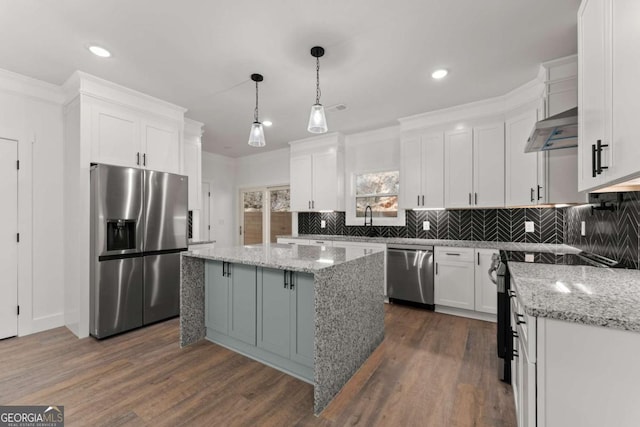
[
  {"xmin": 16, "ymin": 233, "xmax": 20, "ymax": 243},
  {"xmin": 16, "ymin": 160, "xmax": 19, "ymax": 170},
  {"xmin": 17, "ymin": 305, "xmax": 20, "ymax": 315}
]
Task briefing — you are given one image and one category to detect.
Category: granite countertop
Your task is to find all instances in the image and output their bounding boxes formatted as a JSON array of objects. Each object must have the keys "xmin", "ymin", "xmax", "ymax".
[
  {"xmin": 279, "ymin": 234, "xmax": 580, "ymax": 255},
  {"xmin": 509, "ymin": 262, "xmax": 640, "ymax": 332},
  {"xmin": 183, "ymin": 243, "xmax": 384, "ymax": 274}
]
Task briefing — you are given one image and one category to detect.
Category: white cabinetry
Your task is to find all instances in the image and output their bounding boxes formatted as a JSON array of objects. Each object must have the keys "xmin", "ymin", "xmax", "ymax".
[
  {"xmin": 505, "ymin": 110, "xmax": 545, "ymax": 206},
  {"xmin": 142, "ymin": 117, "xmax": 181, "ymax": 174},
  {"xmin": 289, "ymin": 133, "xmax": 344, "ymax": 212},
  {"xmin": 578, "ymin": 0, "xmax": 640, "ymax": 191},
  {"xmin": 434, "ymin": 247, "xmax": 475, "ymax": 310},
  {"xmin": 444, "ymin": 124, "xmax": 505, "ymax": 209},
  {"xmin": 401, "ymin": 132, "xmax": 444, "ymax": 209},
  {"xmin": 474, "ymin": 249, "xmax": 498, "ymax": 314}
]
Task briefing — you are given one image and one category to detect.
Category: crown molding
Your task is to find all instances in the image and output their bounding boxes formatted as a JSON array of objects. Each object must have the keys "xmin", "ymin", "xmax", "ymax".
[{"xmin": 0, "ymin": 67, "xmax": 64, "ymax": 105}]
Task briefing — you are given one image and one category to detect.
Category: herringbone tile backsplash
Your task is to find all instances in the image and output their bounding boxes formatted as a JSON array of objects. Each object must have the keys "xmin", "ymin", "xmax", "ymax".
[
  {"xmin": 298, "ymin": 191, "xmax": 640, "ymax": 269},
  {"xmin": 298, "ymin": 208, "xmax": 565, "ymax": 244}
]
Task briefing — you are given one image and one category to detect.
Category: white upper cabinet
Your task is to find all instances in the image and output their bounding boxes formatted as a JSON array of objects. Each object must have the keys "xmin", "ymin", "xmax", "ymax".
[
  {"xmin": 400, "ymin": 132, "xmax": 444, "ymax": 209},
  {"xmin": 473, "ymin": 123, "xmax": 505, "ymax": 208},
  {"xmin": 183, "ymin": 119, "xmax": 203, "ymax": 211},
  {"xmin": 142, "ymin": 117, "xmax": 182, "ymax": 174},
  {"xmin": 578, "ymin": 0, "xmax": 640, "ymax": 191},
  {"xmin": 444, "ymin": 128, "xmax": 473, "ymax": 208},
  {"xmin": 289, "ymin": 133, "xmax": 344, "ymax": 212},
  {"xmin": 474, "ymin": 249, "xmax": 498, "ymax": 315},
  {"xmin": 505, "ymin": 110, "xmax": 544, "ymax": 206},
  {"xmin": 90, "ymin": 100, "xmax": 141, "ymax": 168},
  {"xmin": 443, "ymin": 123, "xmax": 504, "ymax": 209}
]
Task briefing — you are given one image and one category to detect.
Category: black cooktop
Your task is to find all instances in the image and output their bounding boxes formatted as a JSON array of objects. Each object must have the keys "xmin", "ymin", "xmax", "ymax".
[{"xmin": 499, "ymin": 250, "xmax": 622, "ymax": 268}]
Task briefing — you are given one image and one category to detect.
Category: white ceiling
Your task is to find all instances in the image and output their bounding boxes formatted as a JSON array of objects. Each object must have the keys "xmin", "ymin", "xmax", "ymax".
[{"xmin": 0, "ymin": 0, "xmax": 580, "ymax": 157}]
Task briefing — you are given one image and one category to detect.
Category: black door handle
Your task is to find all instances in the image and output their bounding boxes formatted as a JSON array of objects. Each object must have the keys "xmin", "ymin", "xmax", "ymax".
[
  {"xmin": 136, "ymin": 152, "xmax": 140, "ymax": 166},
  {"xmin": 530, "ymin": 188, "xmax": 535, "ymax": 203},
  {"xmin": 537, "ymin": 185, "xmax": 543, "ymax": 201},
  {"xmin": 591, "ymin": 143, "xmax": 597, "ymax": 177},
  {"xmin": 289, "ymin": 271, "xmax": 295, "ymax": 290},
  {"xmin": 284, "ymin": 270, "xmax": 288, "ymax": 289},
  {"xmin": 596, "ymin": 140, "xmax": 609, "ymax": 174},
  {"xmin": 421, "ymin": 195, "xmax": 424, "ymax": 206},
  {"xmin": 143, "ymin": 153, "xmax": 147, "ymax": 167},
  {"xmin": 222, "ymin": 262, "xmax": 226, "ymax": 277}
]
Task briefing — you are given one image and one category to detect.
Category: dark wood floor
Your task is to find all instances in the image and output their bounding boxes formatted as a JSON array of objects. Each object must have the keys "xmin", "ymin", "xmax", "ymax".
[{"xmin": 0, "ymin": 305, "xmax": 516, "ymax": 426}]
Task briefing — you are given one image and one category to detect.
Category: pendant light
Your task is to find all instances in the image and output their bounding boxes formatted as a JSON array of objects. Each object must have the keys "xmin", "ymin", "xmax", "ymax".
[
  {"xmin": 248, "ymin": 73, "xmax": 266, "ymax": 147},
  {"xmin": 307, "ymin": 46, "xmax": 328, "ymax": 134}
]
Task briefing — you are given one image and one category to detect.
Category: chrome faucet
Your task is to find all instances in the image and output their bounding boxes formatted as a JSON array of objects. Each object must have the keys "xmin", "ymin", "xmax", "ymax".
[{"xmin": 364, "ymin": 205, "xmax": 373, "ymax": 227}]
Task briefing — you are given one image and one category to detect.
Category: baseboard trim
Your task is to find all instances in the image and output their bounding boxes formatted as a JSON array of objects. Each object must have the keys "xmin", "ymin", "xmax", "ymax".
[{"xmin": 435, "ymin": 306, "xmax": 496, "ymax": 323}]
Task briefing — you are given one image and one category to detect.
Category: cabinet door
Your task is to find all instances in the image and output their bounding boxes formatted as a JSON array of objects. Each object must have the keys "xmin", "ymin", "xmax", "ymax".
[
  {"xmin": 444, "ymin": 129, "xmax": 473, "ymax": 208},
  {"xmin": 290, "ymin": 155, "xmax": 312, "ymax": 211},
  {"xmin": 142, "ymin": 119, "xmax": 181, "ymax": 174},
  {"xmin": 505, "ymin": 111, "xmax": 540, "ymax": 206},
  {"xmin": 228, "ymin": 263, "xmax": 257, "ymax": 345},
  {"xmin": 422, "ymin": 133, "xmax": 445, "ymax": 208},
  {"xmin": 91, "ymin": 102, "xmax": 141, "ymax": 168},
  {"xmin": 474, "ymin": 249, "xmax": 498, "ymax": 315},
  {"xmin": 257, "ymin": 268, "xmax": 291, "ymax": 358},
  {"xmin": 578, "ymin": 0, "xmax": 611, "ymax": 190},
  {"xmin": 473, "ymin": 124, "xmax": 505, "ymax": 208},
  {"xmin": 183, "ymin": 140, "xmax": 201, "ymax": 210},
  {"xmin": 611, "ymin": 0, "xmax": 640, "ymax": 183},
  {"xmin": 312, "ymin": 151, "xmax": 338, "ymax": 211},
  {"xmin": 434, "ymin": 261, "xmax": 475, "ymax": 310},
  {"xmin": 400, "ymin": 135, "xmax": 423, "ymax": 209},
  {"xmin": 205, "ymin": 261, "xmax": 229, "ymax": 335},
  {"xmin": 290, "ymin": 272, "xmax": 314, "ymax": 367}
]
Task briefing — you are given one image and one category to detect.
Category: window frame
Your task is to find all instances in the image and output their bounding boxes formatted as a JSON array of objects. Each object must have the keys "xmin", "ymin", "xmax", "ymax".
[{"xmin": 345, "ymin": 168, "xmax": 406, "ymax": 227}]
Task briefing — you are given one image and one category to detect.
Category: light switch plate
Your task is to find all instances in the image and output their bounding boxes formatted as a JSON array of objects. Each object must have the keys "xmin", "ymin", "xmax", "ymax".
[
  {"xmin": 525, "ymin": 221, "xmax": 535, "ymax": 233},
  {"xmin": 581, "ymin": 221, "xmax": 586, "ymax": 236},
  {"xmin": 423, "ymin": 221, "xmax": 430, "ymax": 231},
  {"xmin": 321, "ymin": 220, "xmax": 326, "ymax": 229},
  {"xmin": 525, "ymin": 253, "xmax": 535, "ymax": 263}
]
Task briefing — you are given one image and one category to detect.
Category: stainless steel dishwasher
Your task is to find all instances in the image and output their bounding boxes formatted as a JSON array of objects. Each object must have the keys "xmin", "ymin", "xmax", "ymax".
[{"xmin": 386, "ymin": 244, "xmax": 434, "ymax": 309}]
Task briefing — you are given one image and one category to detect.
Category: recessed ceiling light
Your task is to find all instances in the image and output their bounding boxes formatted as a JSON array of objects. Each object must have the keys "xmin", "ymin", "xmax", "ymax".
[
  {"xmin": 431, "ymin": 69, "xmax": 448, "ymax": 79},
  {"xmin": 263, "ymin": 120, "xmax": 273, "ymax": 127},
  {"xmin": 88, "ymin": 45, "xmax": 111, "ymax": 58}
]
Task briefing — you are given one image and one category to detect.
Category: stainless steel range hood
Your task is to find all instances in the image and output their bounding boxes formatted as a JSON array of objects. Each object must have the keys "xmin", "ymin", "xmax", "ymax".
[{"xmin": 524, "ymin": 107, "xmax": 578, "ymax": 152}]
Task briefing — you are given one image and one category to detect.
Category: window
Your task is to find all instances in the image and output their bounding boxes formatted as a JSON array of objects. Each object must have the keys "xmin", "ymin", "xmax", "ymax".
[{"xmin": 355, "ymin": 171, "xmax": 399, "ymax": 218}]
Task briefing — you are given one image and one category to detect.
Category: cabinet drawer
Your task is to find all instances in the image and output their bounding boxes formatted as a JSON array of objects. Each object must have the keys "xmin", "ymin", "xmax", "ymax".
[
  {"xmin": 510, "ymin": 290, "xmax": 536, "ymax": 363},
  {"xmin": 435, "ymin": 247, "xmax": 474, "ymax": 263}
]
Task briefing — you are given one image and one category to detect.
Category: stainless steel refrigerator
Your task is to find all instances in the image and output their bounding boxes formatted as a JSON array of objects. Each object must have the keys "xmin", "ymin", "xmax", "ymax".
[{"xmin": 90, "ymin": 164, "xmax": 188, "ymax": 338}]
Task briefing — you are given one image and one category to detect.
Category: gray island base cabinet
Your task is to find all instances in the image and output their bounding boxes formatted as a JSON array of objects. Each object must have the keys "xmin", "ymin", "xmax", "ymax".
[{"xmin": 180, "ymin": 244, "xmax": 385, "ymax": 415}]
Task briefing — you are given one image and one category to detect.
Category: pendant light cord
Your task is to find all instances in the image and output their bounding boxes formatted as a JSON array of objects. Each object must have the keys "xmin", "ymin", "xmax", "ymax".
[
  {"xmin": 316, "ymin": 57, "xmax": 321, "ymax": 105},
  {"xmin": 254, "ymin": 80, "xmax": 259, "ymax": 122}
]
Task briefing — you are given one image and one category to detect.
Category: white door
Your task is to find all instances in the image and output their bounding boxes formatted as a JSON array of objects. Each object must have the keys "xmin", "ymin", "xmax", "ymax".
[
  {"xmin": 311, "ymin": 152, "xmax": 337, "ymax": 211},
  {"xmin": 444, "ymin": 128, "xmax": 473, "ymax": 208},
  {"xmin": 473, "ymin": 123, "xmax": 505, "ymax": 208},
  {"xmin": 434, "ymin": 261, "xmax": 475, "ymax": 310},
  {"xmin": 474, "ymin": 249, "xmax": 498, "ymax": 315},
  {"xmin": 289, "ymin": 155, "xmax": 312, "ymax": 211},
  {"xmin": 422, "ymin": 133, "xmax": 445, "ymax": 209},
  {"xmin": 201, "ymin": 181, "xmax": 211, "ymax": 241},
  {"xmin": 142, "ymin": 119, "xmax": 181, "ymax": 174},
  {"xmin": 91, "ymin": 102, "xmax": 141, "ymax": 168},
  {"xmin": 0, "ymin": 138, "xmax": 18, "ymax": 339},
  {"xmin": 505, "ymin": 110, "xmax": 540, "ymax": 206},
  {"xmin": 400, "ymin": 135, "xmax": 422, "ymax": 209}
]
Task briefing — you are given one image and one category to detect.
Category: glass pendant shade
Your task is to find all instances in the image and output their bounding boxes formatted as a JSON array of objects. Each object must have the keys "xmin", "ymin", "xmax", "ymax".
[
  {"xmin": 307, "ymin": 103, "xmax": 328, "ymax": 134},
  {"xmin": 248, "ymin": 121, "xmax": 265, "ymax": 147}
]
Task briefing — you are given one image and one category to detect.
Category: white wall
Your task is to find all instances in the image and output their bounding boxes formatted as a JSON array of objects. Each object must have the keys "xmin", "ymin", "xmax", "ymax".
[
  {"xmin": 201, "ymin": 151, "xmax": 237, "ymax": 248},
  {"xmin": 0, "ymin": 69, "xmax": 65, "ymax": 336},
  {"xmin": 235, "ymin": 147, "xmax": 290, "ymax": 188},
  {"xmin": 344, "ymin": 126, "xmax": 403, "ymax": 226}
]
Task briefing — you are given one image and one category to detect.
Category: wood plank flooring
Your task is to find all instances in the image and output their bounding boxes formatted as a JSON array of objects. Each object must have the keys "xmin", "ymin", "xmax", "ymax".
[{"xmin": 0, "ymin": 304, "xmax": 516, "ymax": 426}]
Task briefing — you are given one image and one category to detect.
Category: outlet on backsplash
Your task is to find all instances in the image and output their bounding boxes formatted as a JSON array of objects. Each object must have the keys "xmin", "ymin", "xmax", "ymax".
[
  {"xmin": 525, "ymin": 221, "xmax": 535, "ymax": 233},
  {"xmin": 321, "ymin": 220, "xmax": 326, "ymax": 229},
  {"xmin": 423, "ymin": 221, "xmax": 430, "ymax": 231},
  {"xmin": 581, "ymin": 221, "xmax": 586, "ymax": 236}
]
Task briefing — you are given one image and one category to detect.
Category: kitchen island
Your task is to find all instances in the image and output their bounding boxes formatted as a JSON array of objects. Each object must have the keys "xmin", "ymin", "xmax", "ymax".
[{"xmin": 179, "ymin": 243, "xmax": 385, "ymax": 415}]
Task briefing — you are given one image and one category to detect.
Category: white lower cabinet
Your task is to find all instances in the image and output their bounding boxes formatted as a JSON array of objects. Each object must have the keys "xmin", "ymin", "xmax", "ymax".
[
  {"xmin": 434, "ymin": 247, "xmax": 475, "ymax": 310},
  {"xmin": 435, "ymin": 247, "xmax": 498, "ymax": 316}
]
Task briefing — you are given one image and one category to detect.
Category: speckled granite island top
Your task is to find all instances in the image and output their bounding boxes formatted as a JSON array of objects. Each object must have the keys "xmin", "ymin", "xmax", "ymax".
[
  {"xmin": 185, "ymin": 243, "xmax": 384, "ymax": 273},
  {"xmin": 509, "ymin": 262, "xmax": 640, "ymax": 332},
  {"xmin": 281, "ymin": 234, "xmax": 580, "ymax": 254}
]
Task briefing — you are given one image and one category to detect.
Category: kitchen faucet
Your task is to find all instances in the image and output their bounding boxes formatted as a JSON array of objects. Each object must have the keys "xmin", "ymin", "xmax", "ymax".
[{"xmin": 364, "ymin": 205, "xmax": 373, "ymax": 227}]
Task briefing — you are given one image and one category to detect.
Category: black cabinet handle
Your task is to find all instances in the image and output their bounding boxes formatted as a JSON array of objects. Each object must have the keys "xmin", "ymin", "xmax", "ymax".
[
  {"xmin": 596, "ymin": 139, "xmax": 609, "ymax": 175},
  {"xmin": 435, "ymin": 262, "xmax": 438, "ymax": 275},
  {"xmin": 289, "ymin": 271, "xmax": 295, "ymax": 290},
  {"xmin": 477, "ymin": 252, "xmax": 480, "ymax": 265},
  {"xmin": 312, "ymin": 200, "xmax": 315, "ymax": 209},
  {"xmin": 136, "ymin": 152, "xmax": 140, "ymax": 166},
  {"xmin": 143, "ymin": 153, "xmax": 146, "ymax": 167},
  {"xmin": 513, "ymin": 349, "xmax": 519, "ymax": 358},
  {"xmin": 417, "ymin": 195, "xmax": 420, "ymax": 206},
  {"xmin": 537, "ymin": 185, "xmax": 543, "ymax": 201},
  {"xmin": 591, "ymin": 143, "xmax": 597, "ymax": 177},
  {"xmin": 222, "ymin": 262, "xmax": 227, "ymax": 277},
  {"xmin": 511, "ymin": 330, "xmax": 519, "ymax": 338},
  {"xmin": 530, "ymin": 188, "xmax": 535, "ymax": 202},
  {"xmin": 516, "ymin": 314, "xmax": 526, "ymax": 325},
  {"xmin": 446, "ymin": 252, "xmax": 461, "ymax": 256},
  {"xmin": 284, "ymin": 270, "xmax": 288, "ymax": 289},
  {"xmin": 474, "ymin": 192, "xmax": 478, "ymax": 205},
  {"xmin": 422, "ymin": 195, "xmax": 424, "ymax": 206},
  {"xmin": 468, "ymin": 193, "xmax": 472, "ymax": 205}
]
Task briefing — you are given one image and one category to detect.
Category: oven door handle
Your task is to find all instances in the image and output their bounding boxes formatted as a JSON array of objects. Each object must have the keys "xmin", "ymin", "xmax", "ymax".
[{"xmin": 488, "ymin": 267, "xmax": 498, "ymax": 285}]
